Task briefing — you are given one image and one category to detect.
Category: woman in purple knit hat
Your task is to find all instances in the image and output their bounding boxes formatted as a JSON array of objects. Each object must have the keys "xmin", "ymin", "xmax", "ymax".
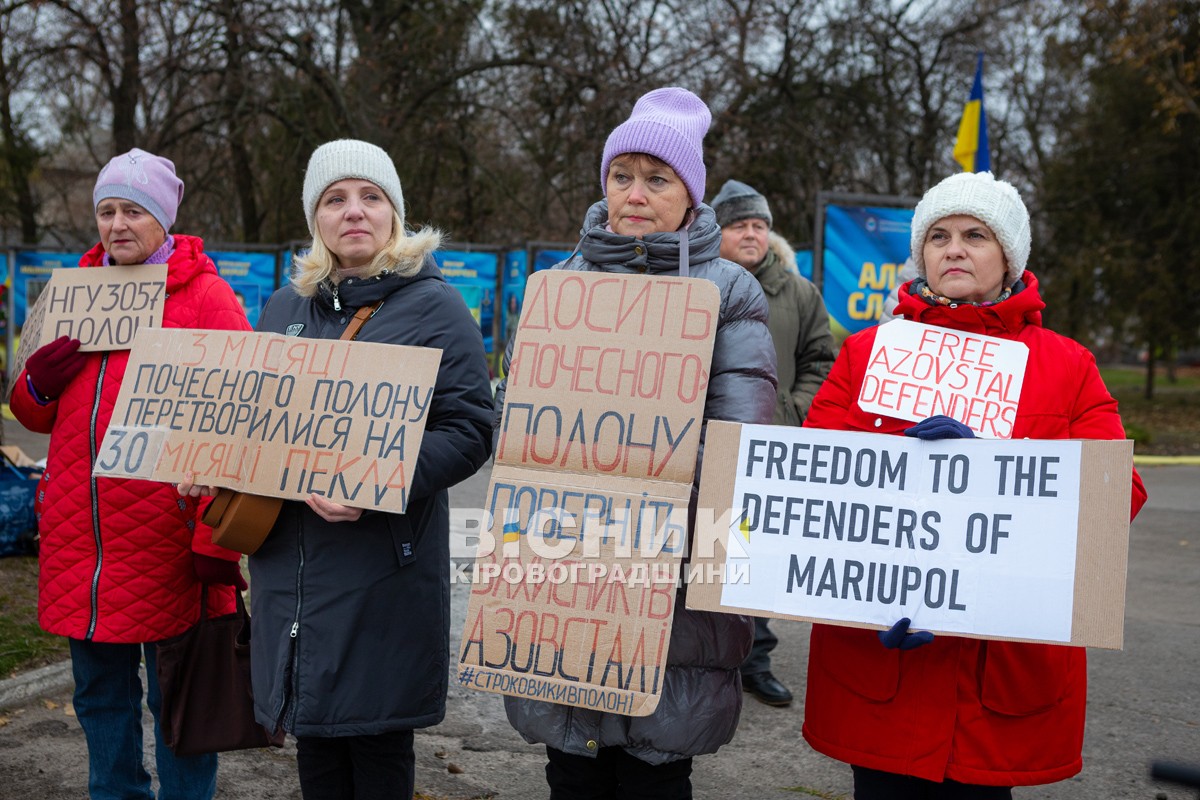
[
  {"xmin": 10, "ymin": 148, "xmax": 250, "ymax": 800},
  {"xmin": 491, "ymin": 87, "xmax": 778, "ymax": 799}
]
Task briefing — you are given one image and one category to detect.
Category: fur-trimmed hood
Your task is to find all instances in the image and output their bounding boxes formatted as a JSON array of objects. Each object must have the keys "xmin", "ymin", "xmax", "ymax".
[{"xmin": 767, "ymin": 231, "xmax": 799, "ymax": 274}]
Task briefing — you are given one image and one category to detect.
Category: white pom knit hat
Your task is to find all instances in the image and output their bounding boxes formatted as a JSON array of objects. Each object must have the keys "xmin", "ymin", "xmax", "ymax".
[
  {"xmin": 910, "ymin": 171, "xmax": 1030, "ymax": 284},
  {"xmin": 302, "ymin": 140, "xmax": 405, "ymax": 235}
]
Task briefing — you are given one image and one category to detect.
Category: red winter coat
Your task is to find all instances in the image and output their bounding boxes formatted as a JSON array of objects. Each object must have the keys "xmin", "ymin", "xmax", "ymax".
[
  {"xmin": 801, "ymin": 271, "xmax": 1148, "ymax": 787},
  {"xmin": 11, "ymin": 235, "xmax": 252, "ymax": 643}
]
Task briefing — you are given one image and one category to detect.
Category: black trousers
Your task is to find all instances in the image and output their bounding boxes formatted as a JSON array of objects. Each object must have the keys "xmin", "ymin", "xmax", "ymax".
[
  {"xmin": 852, "ymin": 766, "xmax": 1014, "ymax": 800},
  {"xmin": 295, "ymin": 730, "xmax": 415, "ymax": 800},
  {"xmin": 546, "ymin": 745, "xmax": 694, "ymax": 800}
]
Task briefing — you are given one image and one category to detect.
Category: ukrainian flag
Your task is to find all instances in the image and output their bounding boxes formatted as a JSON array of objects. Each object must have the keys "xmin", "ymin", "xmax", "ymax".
[{"xmin": 953, "ymin": 53, "xmax": 990, "ymax": 172}]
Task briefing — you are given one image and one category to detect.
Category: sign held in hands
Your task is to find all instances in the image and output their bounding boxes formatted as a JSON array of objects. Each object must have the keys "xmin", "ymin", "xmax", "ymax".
[
  {"xmin": 93, "ymin": 328, "xmax": 442, "ymax": 514},
  {"xmin": 688, "ymin": 422, "xmax": 1135, "ymax": 649},
  {"xmin": 458, "ymin": 271, "xmax": 720, "ymax": 716},
  {"xmin": 40, "ymin": 265, "xmax": 168, "ymax": 351},
  {"xmin": 858, "ymin": 320, "xmax": 1029, "ymax": 438}
]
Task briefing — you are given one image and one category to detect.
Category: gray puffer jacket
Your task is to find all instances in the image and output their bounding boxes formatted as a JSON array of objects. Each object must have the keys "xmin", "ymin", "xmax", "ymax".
[{"xmin": 494, "ymin": 201, "xmax": 778, "ymax": 764}]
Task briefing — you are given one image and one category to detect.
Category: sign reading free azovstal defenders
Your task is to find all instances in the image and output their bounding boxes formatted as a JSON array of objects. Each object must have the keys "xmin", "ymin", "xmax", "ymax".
[
  {"xmin": 93, "ymin": 328, "xmax": 442, "ymax": 514},
  {"xmin": 459, "ymin": 271, "xmax": 719, "ymax": 716}
]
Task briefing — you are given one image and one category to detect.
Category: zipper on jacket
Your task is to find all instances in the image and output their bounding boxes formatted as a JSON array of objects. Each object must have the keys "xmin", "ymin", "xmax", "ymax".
[
  {"xmin": 331, "ymin": 284, "xmax": 341, "ymax": 311},
  {"xmin": 278, "ymin": 522, "xmax": 306, "ymax": 732},
  {"xmin": 85, "ymin": 355, "xmax": 109, "ymax": 640}
]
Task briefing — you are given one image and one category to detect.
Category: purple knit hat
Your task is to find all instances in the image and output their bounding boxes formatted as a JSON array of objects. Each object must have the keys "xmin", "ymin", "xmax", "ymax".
[
  {"xmin": 93, "ymin": 148, "xmax": 184, "ymax": 232},
  {"xmin": 600, "ymin": 87, "xmax": 712, "ymax": 207}
]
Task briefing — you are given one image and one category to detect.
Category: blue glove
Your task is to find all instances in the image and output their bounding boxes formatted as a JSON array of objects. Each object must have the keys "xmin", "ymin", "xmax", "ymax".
[
  {"xmin": 878, "ymin": 618, "xmax": 934, "ymax": 650},
  {"xmin": 904, "ymin": 415, "xmax": 975, "ymax": 440}
]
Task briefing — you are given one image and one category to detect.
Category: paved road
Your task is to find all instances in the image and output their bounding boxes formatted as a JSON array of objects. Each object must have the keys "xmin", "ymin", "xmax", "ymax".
[{"xmin": 1, "ymin": 422, "xmax": 1196, "ymax": 798}]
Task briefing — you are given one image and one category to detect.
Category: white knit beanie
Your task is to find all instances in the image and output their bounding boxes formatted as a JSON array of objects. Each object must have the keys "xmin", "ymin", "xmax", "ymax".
[
  {"xmin": 302, "ymin": 140, "xmax": 405, "ymax": 234},
  {"xmin": 910, "ymin": 171, "xmax": 1030, "ymax": 284}
]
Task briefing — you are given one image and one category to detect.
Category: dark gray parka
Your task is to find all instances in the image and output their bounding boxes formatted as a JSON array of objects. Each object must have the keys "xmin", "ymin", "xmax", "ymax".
[
  {"xmin": 495, "ymin": 201, "xmax": 778, "ymax": 764},
  {"xmin": 250, "ymin": 256, "xmax": 493, "ymax": 737}
]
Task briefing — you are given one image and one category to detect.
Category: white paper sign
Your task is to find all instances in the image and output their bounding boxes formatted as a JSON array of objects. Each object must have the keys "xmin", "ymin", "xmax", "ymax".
[
  {"xmin": 857, "ymin": 319, "xmax": 1029, "ymax": 439},
  {"xmin": 720, "ymin": 425, "xmax": 1081, "ymax": 642}
]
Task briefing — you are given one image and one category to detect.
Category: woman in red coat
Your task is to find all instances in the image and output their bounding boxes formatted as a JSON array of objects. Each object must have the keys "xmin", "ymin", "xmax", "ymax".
[
  {"xmin": 801, "ymin": 171, "xmax": 1148, "ymax": 799},
  {"xmin": 10, "ymin": 149, "xmax": 250, "ymax": 800}
]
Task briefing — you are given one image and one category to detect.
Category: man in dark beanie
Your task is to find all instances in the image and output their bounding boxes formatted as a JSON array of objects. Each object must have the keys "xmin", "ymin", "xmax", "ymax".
[{"xmin": 711, "ymin": 178, "xmax": 836, "ymax": 707}]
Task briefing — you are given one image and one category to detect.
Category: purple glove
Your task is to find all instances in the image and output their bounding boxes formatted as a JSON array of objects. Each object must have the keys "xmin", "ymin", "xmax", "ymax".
[
  {"xmin": 878, "ymin": 618, "xmax": 934, "ymax": 651},
  {"xmin": 25, "ymin": 336, "xmax": 87, "ymax": 400},
  {"xmin": 904, "ymin": 415, "xmax": 975, "ymax": 440},
  {"xmin": 192, "ymin": 554, "xmax": 248, "ymax": 591}
]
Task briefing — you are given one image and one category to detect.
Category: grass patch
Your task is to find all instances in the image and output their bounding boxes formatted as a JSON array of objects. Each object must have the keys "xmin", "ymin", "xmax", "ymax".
[
  {"xmin": 0, "ymin": 555, "xmax": 68, "ymax": 677},
  {"xmin": 1100, "ymin": 366, "xmax": 1200, "ymax": 456}
]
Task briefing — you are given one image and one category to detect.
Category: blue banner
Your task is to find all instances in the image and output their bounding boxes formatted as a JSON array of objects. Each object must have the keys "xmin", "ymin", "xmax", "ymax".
[
  {"xmin": 436, "ymin": 250, "xmax": 499, "ymax": 352},
  {"xmin": 504, "ymin": 251, "xmax": 527, "ymax": 286},
  {"xmin": 209, "ymin": 250, "xmax": 279, "ymax": 327},
  {"xmin": 795, "ymin": 249, "xmax": 813, "ymax": 282},
  {"xmin": 14, "ymin": 251, "xmax": 84, "ymax": 328},
  {"xmin": 534, "ymin": 249, "xmax": 572, "ymax": 272},
  {"xmin": 823, "ymin": 206, "xmax": 913, "ymax": 337}
]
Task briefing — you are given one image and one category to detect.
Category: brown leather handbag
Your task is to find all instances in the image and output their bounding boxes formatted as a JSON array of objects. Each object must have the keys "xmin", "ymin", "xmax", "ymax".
[{"xmin": 203, "ymin": 300, "xmax": 383, "ymax": 554}]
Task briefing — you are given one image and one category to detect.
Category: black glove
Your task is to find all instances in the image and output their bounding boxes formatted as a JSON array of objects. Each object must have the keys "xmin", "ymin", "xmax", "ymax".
[
  {"xmin": 26, "ymin": 336, "xmax": 87, "ymax": 400},
  {"xmin": 904, "ymin": 415, "xmax": 975, "ymax": 440},
  {"xmin": 878, "ymin": 617, "xmax": 934, "ymax": 651}
]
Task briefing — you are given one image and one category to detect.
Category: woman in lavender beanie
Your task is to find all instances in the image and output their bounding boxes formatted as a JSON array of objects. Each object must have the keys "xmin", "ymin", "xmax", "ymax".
[
  {"xmin": 491, "ymin": 87, "xmax": 777, "ymax": 798},
  {"xmin": 9, "ymin": 148, "xmax": 250, "ymax": 800}
]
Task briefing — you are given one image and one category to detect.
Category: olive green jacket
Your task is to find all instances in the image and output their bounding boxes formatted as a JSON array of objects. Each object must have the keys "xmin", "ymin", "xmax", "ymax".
[{"xmin": 754, "ymin": 233, "xmax": 835, "ymax": 424}]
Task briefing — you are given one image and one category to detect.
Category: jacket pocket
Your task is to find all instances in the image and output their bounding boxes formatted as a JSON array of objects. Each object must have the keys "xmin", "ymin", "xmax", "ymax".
[
  {"xmin": 812, "ymin": 624, "xmax": 900, "ymax": 702},
  {"xmin": 778, "ymin": 391, "xmax": 801, "ymax": 427},
  {"xmin": 980, "ymin": 641, "xmax": 1071, "ymax": 716}
]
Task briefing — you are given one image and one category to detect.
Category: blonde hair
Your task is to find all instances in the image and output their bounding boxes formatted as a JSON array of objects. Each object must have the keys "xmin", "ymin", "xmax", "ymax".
[{"xmin": 292, "ymin": 209, "xmax": 442, "ymax": 297}]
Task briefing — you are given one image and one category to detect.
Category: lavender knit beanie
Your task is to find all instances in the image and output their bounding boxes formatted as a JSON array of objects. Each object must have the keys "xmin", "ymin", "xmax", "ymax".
[
  {"xmin": 600, "ymin": 87, "xmax": 712, "ymax": 207},
  {"xmin": 93, "ymin": 148, "xmax": 184, "ymax": 232}
]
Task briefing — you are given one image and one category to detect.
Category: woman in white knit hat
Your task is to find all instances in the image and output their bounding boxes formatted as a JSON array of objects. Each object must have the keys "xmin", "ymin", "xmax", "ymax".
[
  {"xmin": 185, "ymin": 139, "xmax": 494, "ymax": 799},
  {"xmin": 800, "ymin": 171, "xmax": 1148, "ymax": 798}
]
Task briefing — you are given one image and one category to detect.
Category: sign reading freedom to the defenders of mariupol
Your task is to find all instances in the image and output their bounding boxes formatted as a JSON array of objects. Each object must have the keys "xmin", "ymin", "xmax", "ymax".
[
  {"xmin": 39, "ymin": 265, "xmax": 168, "ymax": 351},
  {"xmin": 458, "ymin": 271, "xmax": 719, "ymax": 716},
  {"xmin": 92, "ymin": 328, "xmax": 442, "ymax": 514},
  {"xmin": 688, "ymin": 422, "xmax": 1135, "ymax": 649},
  {"xmin": 858, "ymin": 319, "xmax": 1030, "ymax": 438}
]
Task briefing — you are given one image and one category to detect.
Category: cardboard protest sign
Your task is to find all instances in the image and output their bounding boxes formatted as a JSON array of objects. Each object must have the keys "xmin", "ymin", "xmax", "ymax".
[
  {"xmin": 93, "ymin": 328, "xmax": 441, "ymax": 513},
  {"xmin": 9, "ymin": 291, "xmax": 49, "ymax": 394},
  {"xmin": 459, "ymin": 271, "xmax": 719, "ymax": 716},
  {"xmin": 689, "ymin": 421, "xmax": 1135, "ymax": 649},
  {"xmin": 38, "ymin": 265, "xmax": 168, "ymax": 351},
  {"xmin": 858, "ymin": 320, "xmax": 1029, "ymax": 438}
]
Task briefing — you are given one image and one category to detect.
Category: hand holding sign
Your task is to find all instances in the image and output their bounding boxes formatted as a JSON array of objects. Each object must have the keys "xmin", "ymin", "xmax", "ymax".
[
  {"xmin": 904, "ymin": 415, "xmax": 975, "ymax": 441},
  {"xmin": 877, "ymin": 618, "xmax": 934, "ymax": 650},
  {"xmin": 26, "ymin": 336, "xmax": 87, "ymax": 400}
]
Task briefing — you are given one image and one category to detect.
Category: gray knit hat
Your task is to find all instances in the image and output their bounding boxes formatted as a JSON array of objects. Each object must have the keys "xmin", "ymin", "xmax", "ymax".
[
  {"xmin": 910, "ymin": 171, "xmax": 1030, "ymax": 284},
  {"xmin": 302, "ymin": 140, "xmax": 405, "ymax": 234},
  {"xmin": 711, "ymin": 179, "xmax": 773, "ymax": 229}
]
